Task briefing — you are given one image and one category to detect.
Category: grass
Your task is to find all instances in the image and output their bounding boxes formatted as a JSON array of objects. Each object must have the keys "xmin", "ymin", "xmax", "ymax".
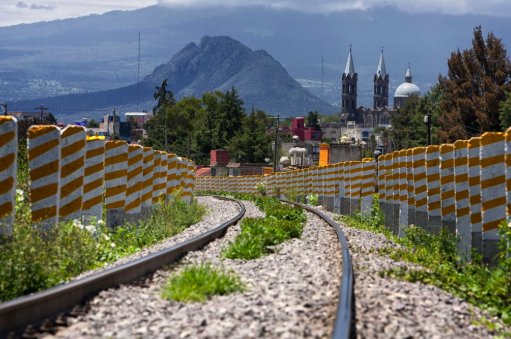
[
  {"xmin": 0, "ymin": 187, "xmax": 207, "ymax": 302},
  {"xmin": 161, "ymin": 262, "xmax": 244, "ymax": 303},
  {"xmin": 337, "ymin": 194, "xmax": 511, "ymax": 334},
  {"xmin": 222, "ymin": 196, "xmax": 306, "ymax": 260}
]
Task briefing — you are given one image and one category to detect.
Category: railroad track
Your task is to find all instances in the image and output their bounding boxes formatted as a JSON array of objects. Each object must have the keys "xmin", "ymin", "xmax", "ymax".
[{"xmin": 0, "ymin": 196, "xmax": 353, "ymax": 339}]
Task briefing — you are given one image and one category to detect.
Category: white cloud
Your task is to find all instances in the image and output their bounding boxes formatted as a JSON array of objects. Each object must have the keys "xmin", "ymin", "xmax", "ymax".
[
  {"xmin": 158, "ymin": 0, "xmax": 511, "ymax": 17},
  {"xmin": 1, "ymin": 0, "xmax": 510, "ymax": 27}
]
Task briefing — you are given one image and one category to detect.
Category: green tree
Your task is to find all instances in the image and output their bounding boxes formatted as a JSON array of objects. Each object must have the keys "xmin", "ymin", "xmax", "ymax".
[
  {"xmin": 438, "ymin": 26, "xmax": 511, "ymax": 142},
  {"xmin": 499, "ymin": 92, "xmax": 511, "ymax": 131},
  {"xmin": 390, "ymin": 84, "xmax": 442, "ymax": 150},
  {"xmin": 85, "ymin": 119, "xmax": 100, "ymax": 128},
  {"xmin": 43, "ymin": 113, "xmax": 57, "ymax": 125},
  {"xmin": 227, "ymin": 108, "xmax": 272, "ymax": 163},
  {"xmin": 306, "ymin": 111, "xmax": 321, "ymax": 131}
]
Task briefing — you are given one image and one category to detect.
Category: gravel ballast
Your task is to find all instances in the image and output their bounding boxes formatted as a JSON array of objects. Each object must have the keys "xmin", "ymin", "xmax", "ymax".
[
  {"xmin": 50, "ymin": 200, "xmax": 343, "ymax": 339},
  {"xmin": 72, "ymin": 196, "xmax": 242, "ymax": 281},
  {"xmin": 311, "ymin": 205, "xmax": 511, "ymax": 339}
]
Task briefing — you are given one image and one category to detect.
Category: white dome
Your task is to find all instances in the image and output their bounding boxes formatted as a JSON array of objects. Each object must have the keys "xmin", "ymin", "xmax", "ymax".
[{"xmin": 394, "ymin": 82, "xmax": 421, "ymax": 98}]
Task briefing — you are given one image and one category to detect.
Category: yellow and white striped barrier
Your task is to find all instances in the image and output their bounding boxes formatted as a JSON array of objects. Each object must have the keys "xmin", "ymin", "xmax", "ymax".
[
  {"xmin": 166, "ymin": 154, "xmax": 177, "ymax": 199},
  {"xmin": 468, "ymin": 137, "xmax": 482, "ymax": 255},
  {"xmin": 59, "ymin": 126, "xmax": 86, "ymax": 222},
  {"xmin": 406, "ymin": 149, "xmax": 415, "ymax": 227},
  {"xmin": 334, "ymin": 163, "xmax": 342, "ymax": 214},
  {"xmin": 413, "ymin": 147, "xmax": 428, "ymax": 230},
  {"xmin": 440, "ymin": 144, "xmax": 456, "ymax": 234},
  {"xmin": 391, "ymin": 151, "xmax": 401, "ymax": 236},
  {"xmin": 0, "ymin": 116, "xmax": 17, "ymax": 234},
  {"xmin": 480, "ymin": 132, "xmax": 506, "ymax": 266},
  {"xmin": 361, "ymin": 159, "xmax": 376, "ymax": 218},
  {"xmin": 152, "ymin": 151, "xmax": 162, "ymax": 204},
  {"xmin": 82, "ymin": 137, "xmax": 105, "ymax": 224},
  {"xmin": 125, "ymin": 144, "xmax": 143, "ymax": 222},
  {"xmin": 350, "ymin": 161, "xmax": 362, "ymax": 215},
  {"xmin": 342, "ymin": 162, "xmax": 351, "ymax": 215},
  {"xmin": 28, "ymin": 126, "xmax": 60, "ymax": 230},
  {"xmin": 104, "ymin": 140, "xmax": 128, "ymax": 228},
  {"xmin": 454, "ymin": 140, "xmax": 470, "ymax": 260},
  {"xmin": 426, "ymin": 146, "xmax": 441, "ymax": 233},
  {"xmin": 384, "ymin": 153, "xmax": 394, "ymax": 230},
  {"xmin": 377, "ymin": 154, "xmax": 386, "ymax": 216},
  {"xmin": 158, "ymin": 152, "xmax": 168, "ymax": 200},
  {"xmin": 398, "ymin": 150, "xmax": 408, "ymax": 237},
  {"xmin": 141, "ymin": 147, "xmax": 154, "ymax": 215},
  {"xmin": 324, "ymin": 165, "xmax": 335, "ymax": 211},
  {"xmin": 506, "ymin": 127, "xmax": 511, "ymax": 223}
]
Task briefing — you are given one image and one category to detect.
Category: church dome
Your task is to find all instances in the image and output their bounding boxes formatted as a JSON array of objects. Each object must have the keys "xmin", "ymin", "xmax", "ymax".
[{"xmin": 394, "ymin": 82, "xmax": 421, "ymax": 98}]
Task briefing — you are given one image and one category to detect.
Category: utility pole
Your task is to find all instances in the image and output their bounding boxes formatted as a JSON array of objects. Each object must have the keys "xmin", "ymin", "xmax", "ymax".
[
  {"xmin": 320, "ymin": 49, "xmax": 324, "ymax": 116},
  {"xmin": 424, "ymin": 110, "xmax": 432, "ymax": 146},
  {"xmin": 112, "ymin": 108, "xmax": 117, "ymax": 140},
  {"xmin": 137, "ymin": 31, "xmax": 141, "ymax": 113},
  {"xmin": 270, "ymin": 115, "xmax": 281, "ymax": 172},
  {"xmin": 0, "ymin": 103, "xmax": 6, "ymax": 116},
  {"xmin": 35, "ymin": 105, "xmax": 49, "ymax": 124}
]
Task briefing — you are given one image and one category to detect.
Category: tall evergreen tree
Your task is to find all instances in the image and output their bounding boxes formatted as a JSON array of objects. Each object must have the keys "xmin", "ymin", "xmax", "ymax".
[
  {"xmin": 305, "ymin": 111, "xmax": 321, "ymax": 131},
  {"xmin": 438, "ymin": 26, "xmax": 511, "ymax": 142},
  {"xmin": 499, "ymin": 92, "xmax": 511, "ymax": 131}
]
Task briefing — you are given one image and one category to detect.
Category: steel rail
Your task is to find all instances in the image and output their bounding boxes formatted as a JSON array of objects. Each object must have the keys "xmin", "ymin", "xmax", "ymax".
[
  {"xmin": 281, "ymin": 199, "xmax": 353, "ymax": 339},
  {"xmin": 0, "ymin": 196, "xmax": 245, "ymax": 337}
]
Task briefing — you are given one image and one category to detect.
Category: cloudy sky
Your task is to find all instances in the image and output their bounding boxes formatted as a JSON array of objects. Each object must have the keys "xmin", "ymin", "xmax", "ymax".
[{"xmin": 1, "ymin": 0, "xmax": 510, "ymax": 27}]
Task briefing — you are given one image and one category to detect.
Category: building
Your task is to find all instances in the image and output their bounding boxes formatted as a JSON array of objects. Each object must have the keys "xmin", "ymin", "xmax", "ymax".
[
  {"xmin": 290, "ymin": 117, "xmax": 322, "ymax": 142},
  {"xmin": 340, "ymin": 48, "xmax": 421, "ymax": 128},
  {"xmin": 124, "ymin": 111, "xmax": 153, "ymax": 129},
  {"xmin": 8, "ymin": 111, "xmax": 52, "ymax": 120}
]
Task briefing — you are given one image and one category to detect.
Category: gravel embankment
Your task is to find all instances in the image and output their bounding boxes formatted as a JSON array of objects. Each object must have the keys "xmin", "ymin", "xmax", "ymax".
[
  {"xmin": 50, "ymin": 201, "xmax": 343, "ymax": 339},
  {"xmin": 72, "ymin": 196, "xmax": 242, "ymax": 281},
  {"xmin": 310, "ymin": 205, "xmax": 511, "ymax": 339}
]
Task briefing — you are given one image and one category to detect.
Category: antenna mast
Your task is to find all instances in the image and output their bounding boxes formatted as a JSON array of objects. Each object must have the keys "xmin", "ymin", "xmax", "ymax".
[
  {"xmin": 137, "ymin": 31, "xmax": 141, "ymax": 112},
  {"xmin": 320, "ymin": 49, "xmax": 324, "ymax": 116}
]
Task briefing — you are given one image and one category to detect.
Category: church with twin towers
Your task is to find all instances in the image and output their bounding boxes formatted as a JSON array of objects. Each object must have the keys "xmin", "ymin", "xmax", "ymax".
[{"xmin": 341, "ymin": 47, "xmax": 421, "ymax": 128}]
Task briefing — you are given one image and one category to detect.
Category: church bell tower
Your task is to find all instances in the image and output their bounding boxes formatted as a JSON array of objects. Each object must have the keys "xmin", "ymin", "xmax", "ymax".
[
  {"xmin": 373, "ymin": 48, "xmax": 389, "ymax": 109},
  {"xmin": 341, "ymin": 46, "xmax": 358, "ymax": 120}
]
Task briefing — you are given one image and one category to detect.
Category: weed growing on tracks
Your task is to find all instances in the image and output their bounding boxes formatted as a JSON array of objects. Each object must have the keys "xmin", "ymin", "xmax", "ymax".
[
  {"xmin": 337, "ymin": 194, "xmax": 511, "ymax": 332},
  {"xmin": 161, "ymin": 262, "xmax": 244, "ymax": 303},
  {"xmin": 0, "ymin": 190, "xmax": 207, "ymax": 302},
  {"xmin": 222, "ymin": 196, "xmax": 306, "ymax": 260}
]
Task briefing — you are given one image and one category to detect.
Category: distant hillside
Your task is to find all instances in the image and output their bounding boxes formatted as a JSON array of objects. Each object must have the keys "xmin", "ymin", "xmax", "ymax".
[{"xmin": 10, "ymin": 36, "xmax": 336, "ymax": 117}]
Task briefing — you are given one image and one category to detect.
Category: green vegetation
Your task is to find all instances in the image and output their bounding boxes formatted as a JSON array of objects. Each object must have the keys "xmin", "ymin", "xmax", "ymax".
[
  {"xmin": 337, "ymin": 195, "xmax": 511, "ymax": 330},
  {"xmin": 223, "ymin": 197, "xmax": 306, "ymax": 260},
  {"xmin": 144, "ymin": 82, "xmax": 272, "ymax": 165},
  {"xmin": 438, "ymin": 26, "xmax": 511, "ymax": 143},
  {"xmin": 307, "ymin": 193, "xmax": 319, "ymax": 206},
  {"xmin": 161, "ymin": 262, "xmax": 244, "ymax": 303},
  {"xmin": 0, "ymin": 190, "xmax": 207, "ymax": 302},
  {"xmin": 85, "ymin": 119, "xmax": 100, "ymax": 128}
]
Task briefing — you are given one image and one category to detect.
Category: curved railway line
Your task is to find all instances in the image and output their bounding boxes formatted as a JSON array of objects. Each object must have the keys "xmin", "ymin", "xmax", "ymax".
[{"xmin": 0, "ymin": 196, "xmax": 353, "ymax": 339}]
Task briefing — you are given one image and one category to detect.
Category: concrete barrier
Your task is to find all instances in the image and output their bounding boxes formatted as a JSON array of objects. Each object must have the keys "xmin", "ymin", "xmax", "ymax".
[
  {"xmin": 454, "ymin": 140, "xmax": 470, "ymax": 260},
  {"xmin": 141, "ymin": 147, "xmax": 154, "ymax": 215},
  {"xmin": 166, "ymin": 154, "xmax": 177, "ymax": 199},
  {"xmin": 82, "ymin": 137, "xmax": 105, "ymax": 225},
  {"xmin": 413, "ymin": 147, "xmax": 428, "ymax": 230},
  {"xmin": 398, "ymin": 150, "xmax": 408, "ymax": 237},
  {"xmin": 350, "ymin": 161, "xmax": 362, "ymax": 216},
  {"xmin": 342, "ymin": 162, "xmax": 351, "ymax": 215},
  {"xmin": 28, "ymin": 126, "xmax": 61, "ymax": 230},
  {"xmin": 125, "ymin": 145, "xmax": 143, "ymax": 223},
  {"xmin": 384, "ymin": 154, "xmax": 394, "ymax": 231},
  {"xmin": 104, "ymin": 141, "xmax": 128, "ymax": 228},
  {"xmin": 480, "ymin": 132, "xmax": 506, "ymax": 266},
  {"xmin": 426, "ymin": 146, "xmax": 441, "ymax": 234},
  {"xmin": 440, "ymin": 144, "xmax": 456, "ymax": 235},
  {"xmin": 361, "ymin": 159, "xmax": 376, "ymax": 218},
  {"xmin": 406, "ymin": 149, "xmax": 415, "ymax": 227},
  {"xmin": 468, "ymin": 137, "xmax": 483, "ymax": 256},
  {"xmin": 377, "ymin": 155, "xmax": 386, "ymax": 218},
  {"xmin": 0, "ymin": 116, "xmax": 17, "ymax": 234}
]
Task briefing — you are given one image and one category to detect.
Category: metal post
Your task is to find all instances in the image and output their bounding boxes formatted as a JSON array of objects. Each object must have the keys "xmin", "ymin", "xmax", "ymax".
[
  {"xmin": 426, "ymin": 110, "xmax": 432, "ymax": 146},
  {"xmin": 35, "ymin": 105, "xmax": 49, "ymax": 125},
  {"xmin": 112, "ymin": 108, "xmax": 116, "ymax": 140},
  {"xmin": 273, "ymin": 115, "xmax": 280, "ymax": 172}
]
